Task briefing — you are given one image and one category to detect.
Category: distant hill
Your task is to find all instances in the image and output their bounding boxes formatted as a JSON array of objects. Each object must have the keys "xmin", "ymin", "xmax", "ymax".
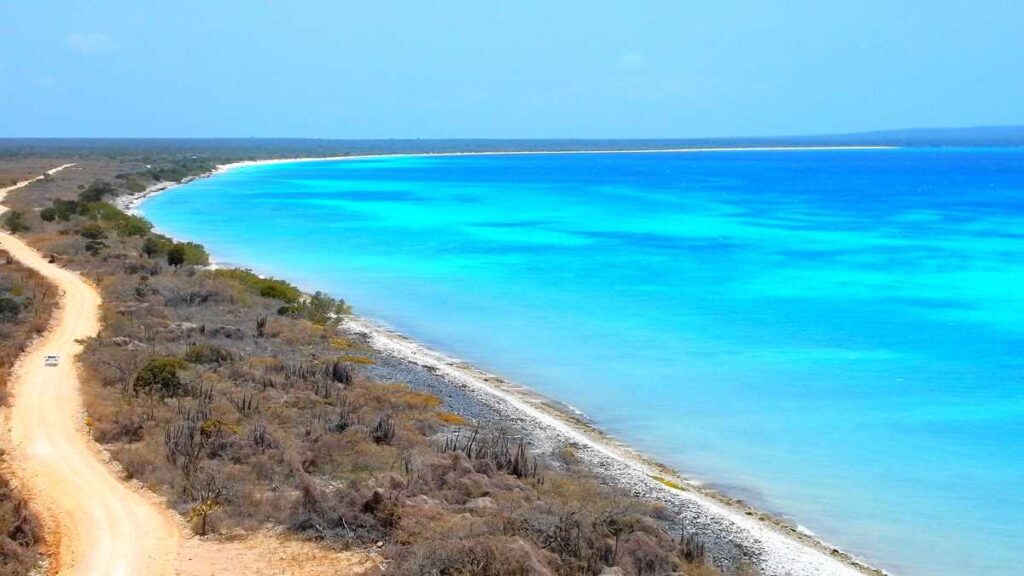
[
  {"xmin": 1, "ymin": 125, "xmax": 1022, "ymax": 158},
  {"xmin": 797, "ymin": 125, "xmax": 1024, "ymax": 146}
]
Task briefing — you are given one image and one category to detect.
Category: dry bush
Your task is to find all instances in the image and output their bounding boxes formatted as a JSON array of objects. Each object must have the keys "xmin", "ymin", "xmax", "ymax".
[
  {"xmin": 0, "ymin": 251, "xmax": 55, "ymax": 574},
  {"xmin": 0, "ymin": 478, "xmax": 39, "ymax": 575},
  {"xmin": 390, "ymin": 535, "xmax": 558, "ymax": 576},
  {"xmin": 152, "ymin": 273, "xmax": 236, "ymax": 308},
  {"xmin": 3, "ymin": 163, "xmax": 727, "ymax": 576},
  {"xmin": 263, "ymin": 316, "xmax": 324, "ymax": 346}
]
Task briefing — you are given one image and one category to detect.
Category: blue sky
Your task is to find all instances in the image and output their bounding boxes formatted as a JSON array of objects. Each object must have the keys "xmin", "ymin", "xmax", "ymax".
[{"xmin": 1, "ymin": 1, "xmax": 1022, "ymax": 138}]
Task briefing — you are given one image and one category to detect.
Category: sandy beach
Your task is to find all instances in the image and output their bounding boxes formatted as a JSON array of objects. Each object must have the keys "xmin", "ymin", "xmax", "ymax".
[
  {"xmin": 5, "ymin": 1, "xmax": 1016, "ymax": 571},
  {"xmin": 120, "ymin": 149, "xmax": 891, "ymax": 576},
  {"xmin": 115, "ymin": 145, "xmax": 894, "ymax": 217}
]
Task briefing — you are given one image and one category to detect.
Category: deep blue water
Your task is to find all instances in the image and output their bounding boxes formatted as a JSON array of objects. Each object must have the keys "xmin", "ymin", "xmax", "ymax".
[{"xmin": 142, "ymin": 149, "xmax": 1024, "ymax": 575}]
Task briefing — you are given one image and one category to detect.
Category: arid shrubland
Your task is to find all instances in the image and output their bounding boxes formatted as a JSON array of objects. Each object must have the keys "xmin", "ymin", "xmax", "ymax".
[
  {"xmin": 0, "ymin": 251, "xmax": 55, "ymax": 573},
  {"xmin": 8, "ymin": 164, "xmax": 726, "ymax": 575}
]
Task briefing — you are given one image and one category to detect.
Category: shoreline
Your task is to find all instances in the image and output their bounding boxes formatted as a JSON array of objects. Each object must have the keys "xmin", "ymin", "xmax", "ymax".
[
  {"xmin": 120, "ymin": 148, "xmax": 891, "ymax": 576},
  {"xmin": 114, "ymin": 145, "xmax": 896, "ymax": 215},
  {"xmin": 343, "ymin": 316, "xmax": 881, "ymax": 576}
]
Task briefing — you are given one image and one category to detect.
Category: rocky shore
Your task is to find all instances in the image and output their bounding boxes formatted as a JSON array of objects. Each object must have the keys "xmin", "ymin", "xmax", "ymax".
[
  {"xmin": 118, "ymin": 155, "xmax": 888, "ymax": 576},
  {"xmin": 342, "ymin": 315, "xmax": 884, "ymax": 576}
]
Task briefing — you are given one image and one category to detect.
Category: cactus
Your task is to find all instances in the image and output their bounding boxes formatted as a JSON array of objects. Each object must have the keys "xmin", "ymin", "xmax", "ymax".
[
  {"xmin": 371, "ymin": 414, "xmax": 396, "ymax": 445},
  {"xmin": 439, "ymin": 428, "xmax": 540, "ymax": 479},
  {"xmin": 678, "ymin": 522, "xmax": 706, "ymax": 563},
  {"xmin": 227, "ymin": 391, "xmax": 260, "ymax": 416},
  {"xmin": 249, "ymin": 422, "xmax": 273, "ymax": 451}
]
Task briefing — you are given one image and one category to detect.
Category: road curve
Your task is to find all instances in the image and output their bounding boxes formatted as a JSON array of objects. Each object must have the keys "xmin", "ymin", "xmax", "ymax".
[{"xmin": 1, "ymin": 166, "xmax": 180, "ymax": 575}]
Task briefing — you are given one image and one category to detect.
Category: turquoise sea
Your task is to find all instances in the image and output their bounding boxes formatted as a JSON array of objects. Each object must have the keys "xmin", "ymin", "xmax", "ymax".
[{"xmin": 141, "ymin": 148, "xmax": 1024, "ymax": 575}]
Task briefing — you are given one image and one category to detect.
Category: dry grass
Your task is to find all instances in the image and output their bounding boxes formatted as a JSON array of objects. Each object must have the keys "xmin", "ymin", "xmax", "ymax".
[
  {"xmin": 0, "ymin": 478, "xmax": 40, "ymax": 575},
  {"xmin": 437, "ymin": 412, "xmax": 470, "ymax": 426},
  {"xmin": 0, "ymin": 159, "xmax": 729, "ymax": 576},
  {"xmin": 650, "ymin": 475, "xmax": 688, "ymax": 491},
  {"xmin": 0, "ymin": 250, "xmax": 56, "ymax": 574},
  {"xmin": 178, "ymin": 531, "xmax": 381, "ymax": 576},
  {"xmin": 338, "ymin": 354, "xmax": 376, "ymax": 365}
]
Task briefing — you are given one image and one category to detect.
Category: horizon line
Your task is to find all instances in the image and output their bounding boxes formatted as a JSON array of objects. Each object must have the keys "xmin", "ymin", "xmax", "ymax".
[{"xmin": 3, "ymin": 123, "xmax": 1024, "ymax": 142}]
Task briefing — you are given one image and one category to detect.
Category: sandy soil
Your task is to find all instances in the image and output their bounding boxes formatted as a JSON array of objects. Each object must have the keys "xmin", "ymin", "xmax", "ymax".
[
  {"xmin": 1, "ymin": 164, "xmax": 180, "ymax": 575},
  {"xmin": 1, "ymin": 167, "xmax": 378, "ymax": 575},
  {"xmin": 178, "ymin": 532, "xmax": 379, "ymax": 576}
]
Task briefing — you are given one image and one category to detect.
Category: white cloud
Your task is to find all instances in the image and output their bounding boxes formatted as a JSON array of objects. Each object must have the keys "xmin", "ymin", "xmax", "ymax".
[
  {"xmin": 616, "ymin": 51, "xmax": 647, "ymax": 73},
  {"xmin": 66, "ymin": 32, "xmax": 118, "ymax": 55}
]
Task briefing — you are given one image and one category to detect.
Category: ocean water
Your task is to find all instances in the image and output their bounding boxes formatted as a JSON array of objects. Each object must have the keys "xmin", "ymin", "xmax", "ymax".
[{"xmin": 141, "ymin": 148, "xmax": 1024, "ymax": 575}]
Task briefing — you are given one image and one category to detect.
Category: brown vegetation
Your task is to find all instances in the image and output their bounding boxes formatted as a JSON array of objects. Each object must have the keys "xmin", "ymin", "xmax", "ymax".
[
  {"xmin": 1, "ymin": 158, "xmax": 726, "ymax": 576},
  {"xmin": 0, "ymin": 250, "xmax": 56, "ymax": 574}
]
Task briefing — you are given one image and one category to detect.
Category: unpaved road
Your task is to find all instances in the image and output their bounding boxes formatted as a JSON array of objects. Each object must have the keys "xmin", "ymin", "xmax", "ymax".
[
  {"xmin": 1, "ymin": 166, "xmax": 378, "ymax": 575},
  {"xmin": 2, "ymin": 164, "xmax": 181, "ymax": 575}
]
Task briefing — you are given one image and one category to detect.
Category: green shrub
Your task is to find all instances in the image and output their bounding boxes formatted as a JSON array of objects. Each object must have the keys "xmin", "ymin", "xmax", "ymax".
[
  {"xmin": 2, "ymin": 211, "xmax": 30, "ymax": 233},
  {"xmin": 146, "ymin": 158, "xmax": 216, "ymax": 183},
  {"xmin": 167, "ymin": 245, "xmax": 186, "ymax": 267},
  {"xmin": 258, "ymin": 282, "xmax": 297, "ymax": 302},
  {"xmin": 80, "ymin": 223, "xmax": 107, "ymax": 240},
  {"xmin": 48, "ymin": 199, "xmax": 81, "ymax": 221},
  {"xmin": 78, "ymin": 201, "xmax": 122, "ymax": 221},
  {"xmin": 0, "ymin": 296, "xmax": 20, "ymax": 319},
  {"xmin": 78, "ymin": 181, "xmax": 116, "ymax": 202},
  {"xmin": 279, "ymin": 291, "xmax": 352, "ymax": 325},
  {"xmin": 179, "ymin": 242, "xmax": 209, "ymax": 266},
  {"xmin": 133, "ymin": 357, "xmax": 186, "ymax": 397},
  {"xmin": 84, "ymin": 240, "xmax": 107, "ymax": 255},
  {"xmin": 59, "ymin": 201, "xmax": 153, "ymax": 237},
  {"xmin": 166, "ymin": 242, "xmax": 208, "ymax": 267},
  {"xmin": 183, "ymin": 343, "xmax": 233, "ymax": 364},
  {"xmin": 124, "ymin": 178, "xmax": 146, "ymax": 193},
  {"xmin": 142, "ymin": 235, "xmax": 173, "ymax": 257},
  {"xmin": 211, "ymin": 268, "xmax": 301, "ymax": 304},
  {"xmin": 115, "ymin": 214, "xmax": 151, "ymax": 237}
]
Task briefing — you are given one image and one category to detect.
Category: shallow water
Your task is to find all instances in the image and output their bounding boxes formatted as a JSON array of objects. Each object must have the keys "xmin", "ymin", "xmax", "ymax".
[{"xmin": 142, "ymin": 148, "xmax": 1024, "ymax": 575}]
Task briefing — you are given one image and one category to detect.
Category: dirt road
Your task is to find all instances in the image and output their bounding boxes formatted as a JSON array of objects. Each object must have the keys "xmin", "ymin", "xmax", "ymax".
[
  {"xmin": 1, "ymin": 165, "xmax": 182, "ymax": 574},
  {"xmin": 1, "ymin": 167, "xmax": 378, "ymax": 575}
]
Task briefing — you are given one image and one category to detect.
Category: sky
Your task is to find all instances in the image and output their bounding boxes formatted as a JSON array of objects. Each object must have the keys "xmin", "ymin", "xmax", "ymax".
[{"xmin": 1, "ymin": 1, "xmax": 1022, "ymax": 139}]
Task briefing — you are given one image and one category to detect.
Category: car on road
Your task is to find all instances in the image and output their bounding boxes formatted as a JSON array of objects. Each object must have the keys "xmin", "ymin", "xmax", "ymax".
[{"xmin": 44, "ymin": 354, "xmax": 60, "ymax": 367}]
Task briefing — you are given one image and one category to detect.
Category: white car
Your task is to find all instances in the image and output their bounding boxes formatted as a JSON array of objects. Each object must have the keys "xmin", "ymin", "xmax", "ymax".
[{"xmin": 44, "ymin": 355, "xmax": 60, "ymax": 367}]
